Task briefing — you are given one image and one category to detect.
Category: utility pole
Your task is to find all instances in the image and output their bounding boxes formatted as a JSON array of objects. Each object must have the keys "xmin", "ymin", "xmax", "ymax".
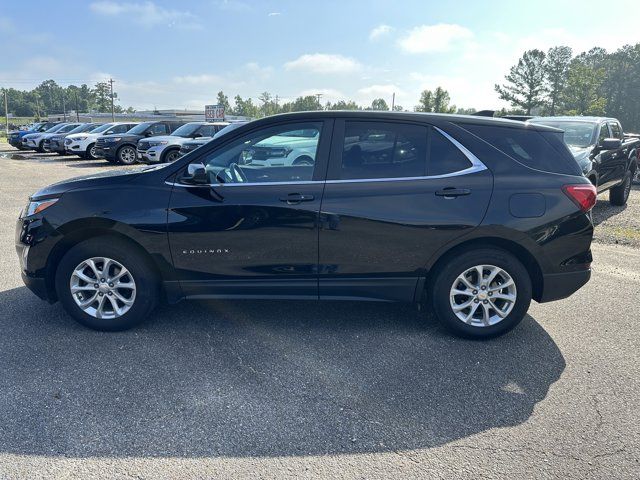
[
  {"xmin": 74, "ymin": 91, "xmax": 80, "ymax": 121},
  {"xmin": 391, "ymin": 92, "xmax": 395, "ymax": 111},
  {"xmin": 315, "ymin": 93, "xmax": 323, "ymax": 110},
  {"xmin": 3, "ymin": 89, "xmax": 9, "ymax": 135},
  {"xmin": 62, "ymin": 94, "xmax": 67, "ymax": 121},
  {"xmin": 35, "ymin": 95, "xmax": 41, "ymax": 120},
  {"xmin": 274, "ymin": 94, "xmax": 279, "ymax": 111},
  {"xmin": 109, "ymin": 78, "xmax": 115, "ymax": 121}
]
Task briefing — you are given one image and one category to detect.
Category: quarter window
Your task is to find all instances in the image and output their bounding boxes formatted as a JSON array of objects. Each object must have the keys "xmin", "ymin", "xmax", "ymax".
[
  {"xmin": 198, "ymin": 122, "xmax": 322, "ymax": 184},
  {"xmin": 340, "ymin": 122, "xmax": 427, "ymax": 180},
  {"xmin": 428, "ymin": 128, "xmax": 472, "ymax": 175}
]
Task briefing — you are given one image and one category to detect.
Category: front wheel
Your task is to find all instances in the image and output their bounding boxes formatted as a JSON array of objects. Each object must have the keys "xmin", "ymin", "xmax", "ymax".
[
  {"xmin": 430, "ymin": 248, "xmax": 532, "ymax": 338},
  {"xmin": 86, "ymin": 143, "xmax": 98, "ymax": 160},
  {"xmin": 55, "ymin": 238, "xmax": 159, "ymax": 331},
  {"xmin": 609, "ymin": 171, "xmax": 631, "ymax": 206},
  {"xmin": 162, "ymin": 148, "xmax": 180, "ymax": 163},
  {"xmin": 117, "ymin": 145, "xmax": 137, "ymax": 165}
]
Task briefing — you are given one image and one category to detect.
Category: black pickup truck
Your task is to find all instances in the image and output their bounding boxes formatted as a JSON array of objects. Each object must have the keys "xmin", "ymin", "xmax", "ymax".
[{"xmin": 528, "ymin": 117, "xmax": 639, "ymax": 205}]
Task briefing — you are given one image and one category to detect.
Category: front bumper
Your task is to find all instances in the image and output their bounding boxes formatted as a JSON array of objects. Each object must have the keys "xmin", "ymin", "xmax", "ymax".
[
  {"xmin": 94, "ymin": 144, "xmax": 116, "ymax": 159},
  {"xmin": 538, "ymin": 268, "xmax": 591, "ymax": 303},
  {"xmin": 9, "ymin": 137, "xmax": 23, "ymax": 148},
  {"xmin": 15, "ymin": 216, "xmax": 56, "ymax": 303},
  {"xmin": 137, "ymin": 145, "xmax": 164, "ymax": 163}
]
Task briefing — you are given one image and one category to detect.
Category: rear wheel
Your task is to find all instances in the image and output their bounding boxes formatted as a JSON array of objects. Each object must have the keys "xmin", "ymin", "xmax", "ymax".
[
  {"xmin": 430, "ymin": 248, "xmax": 532, "ymax": 338},
  {"xmin": 117, "ymin": 145, "xmax": 137, "ymax": 165},
  {"xmin": 55, "ymin": 238, "xmax": 159, "ymax": 331},
  {"xmin": 632, "ymin": 166, "xmax": 640, "ymax": 185},
  {"xmin": 610, "ymin": 171, "xmax": 631, "ymax": 206}
]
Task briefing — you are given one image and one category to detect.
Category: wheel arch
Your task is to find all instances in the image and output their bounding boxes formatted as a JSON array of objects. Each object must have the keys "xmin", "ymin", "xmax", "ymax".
[
  {"xmin": 44, "ymin": 222, "xmax": 164, "ymax": 303},
  {"xmin": 161, "ymin": 146, "xmax": 181, "ymax": 163},
  {"xmin": 423, "ymin": 236, "xmax": 544, "ymax": 303}
]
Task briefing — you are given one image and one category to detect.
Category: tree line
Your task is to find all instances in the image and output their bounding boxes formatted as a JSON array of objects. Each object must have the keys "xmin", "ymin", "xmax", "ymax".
[
  {"xmin": 495, "ymin": 43, "xmax": 640, "ymax": 129},
  {"xmin": 1, "ymin": 80, "xmax": 135, "ymax": 117}
]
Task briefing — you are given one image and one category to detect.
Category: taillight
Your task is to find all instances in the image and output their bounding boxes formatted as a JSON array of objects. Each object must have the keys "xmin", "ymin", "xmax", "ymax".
[{"xmin": 562, "ymin": 184, "xmax": 597, "ymax": 212}]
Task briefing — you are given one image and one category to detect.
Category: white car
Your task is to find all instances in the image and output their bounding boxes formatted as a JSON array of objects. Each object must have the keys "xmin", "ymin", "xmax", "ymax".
[
  {"xmin": 243, "ymin": 128, "xmax": 319, "ymax": 167},
  {"xmin": 65, "ymin": 122, "xmax": 138, "ymax": 159},
  {"xmin": 136, "ymin": 122, "xmax": 228, "ymax": 164},
  {"xmin": 22, "ymin": 123, "xmax": 74, "ymax": 152}
]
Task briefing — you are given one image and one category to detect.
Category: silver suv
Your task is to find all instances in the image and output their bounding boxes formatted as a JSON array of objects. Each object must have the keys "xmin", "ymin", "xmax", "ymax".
[{"xmin": 137, "ymin": 122, "xmax": 228, "ymax": 164}]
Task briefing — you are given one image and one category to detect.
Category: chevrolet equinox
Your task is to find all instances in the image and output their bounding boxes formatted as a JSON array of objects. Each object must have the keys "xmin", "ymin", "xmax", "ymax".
[{"xmin": 16, "ymin": 112, "xmax": 596, "ymax": 338}]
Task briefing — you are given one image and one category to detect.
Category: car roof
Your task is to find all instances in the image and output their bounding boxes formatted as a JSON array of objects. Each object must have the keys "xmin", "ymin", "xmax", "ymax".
[{"xmin": 251, "ymin": 110, "xmax": 558, "ymax": 131}]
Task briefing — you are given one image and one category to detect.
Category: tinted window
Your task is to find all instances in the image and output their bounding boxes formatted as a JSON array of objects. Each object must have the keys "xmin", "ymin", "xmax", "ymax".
[
  {"xmin": 110, "ymin": 124, "xmax": 130, "ymax": 134},
  {"xmin": 462, "ymin": 123, "xmax": 582, "ymax": 176},
  {"xmin": 199, "ymin": 122, "xmax": 322, "ymax": 184},
  {"xmin": 198, "ymin": 124, "xmax": 219, "ymax": 137},
  {"xmin": 340, "ymin": 122, "xmax": 427, "ymax": 180},
  {"xmin": 148, "ymin": 123, "xmax": 168, "ymax": 135},
  {"xmin": 609, "ymin": 122, "xmax": 622, "ymax": 140},
  {"xmin": 598, "ymin": 124, "xmax": 609, "ymax": 143},
  {"xmin": 429, "ymin": 128, "xmax": 472, "ymax": 175}
]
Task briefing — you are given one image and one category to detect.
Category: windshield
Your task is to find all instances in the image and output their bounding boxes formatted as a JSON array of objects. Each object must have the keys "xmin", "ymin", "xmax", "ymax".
[
  {"xmin": 212, "ymin": 122, "xmax": 247, "ymax": 139},
  {"xmin": 171, "ymin": 123, "xmax": 202, "ymax": 137},
  {"xmin": 530, "ymin": 120, "xmax": 596, "ymax": 148},
  {"xmin": 66, "ymin": 124, "xmax": 92, "ymax": 134},
  {"xmin": 127, "ymin": 122, "xmax": 154, "ymax": 135},
  {"xmin": 45, "ymin": 124, "xmax": 67, "ymax": 133},
  {"xmin": 58, "ymin": 124, "xmax": 80, "ymax": 133},
  {"xmin": 89, "ymin": 123, "xmax": 114, "ymax": 133}
]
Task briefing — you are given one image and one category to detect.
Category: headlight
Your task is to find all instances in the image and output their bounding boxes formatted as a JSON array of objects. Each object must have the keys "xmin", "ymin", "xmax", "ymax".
[
  {"xmin": 149, "ymin": 141, "xmax": 168, "ymax": 146},
  {"xmin": 76, "ymin": 136, "xmax": 87, "ymax": 141},
  {"xmin": 25, "ymin": 198, "xmax": 59, "ymax": 217},
  {"xmin": 107, "ymin": 137, "xmax": 121, "ymax": 142}
]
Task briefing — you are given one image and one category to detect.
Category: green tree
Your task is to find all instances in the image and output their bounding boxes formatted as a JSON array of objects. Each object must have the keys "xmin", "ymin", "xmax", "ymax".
[
  {"xmin": 544, "ymin": 46, "xmax": 572, "ymax": 115},
  {"xmin": 280, "ymin": 96, "xmax": 322, "ymax": 112},
  {"xmin": 93, "ymin": 81, "xmax": 113, "ymax": 112},
  {"xmin": 416, "ymin": 89, "xmax": 434, "ymax": 112},
  {"xmin": 563, "ymin": 59, "xmax": 606, "ymax": 115},
  {"xmin": 216, "ymin": 91, "xmax": 231, "ymax": 113},
  {"xmin": 370, "ymin": 98, "xmax": 389, "ymax": 110},
  {"xmin": 258, "ymin": 91, "xmax": 278, "ymax": 117},
  {"xmin": 416, "ymin": 87, "xmax": 455, "ymax": 113},
  {"xmin": 326, "ymin": 100, "xmax": 361, "ymax": 110},
  {"xmin": 232, "ymin": 95, "xmax": 259, "ymax": 117},
  {"xmin": 495, "ymin": 49, "xmax": 547, "ymax": 114}
]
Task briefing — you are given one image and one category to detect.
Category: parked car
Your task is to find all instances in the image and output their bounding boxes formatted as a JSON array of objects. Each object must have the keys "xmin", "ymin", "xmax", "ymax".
[
  {"xmin": 625, "ymin": 132, "xmax": 640, "ymax": 184},
  {"xmin": 176, "ymin": 122, "xmax": 249, "ymax": 158},
  {"xmin": 136, "ymin": 122, "xmax": 228, "ymax": 164},
  {"xmin": 44, "ymin": 123, "xmax": 101, "ymax": 155},
  {"xmin": 16, "ymin": 111, "xmax": 595, "ymax": 338},
  {"xmin": 22, "ymin": 123, "xmax": 79, "ymax": 152},
  {"xmin": 65, "ymin": 122, "xmax": 138, "ymax": 159},
  {"xmin": 94, "ymin": 121, "xmax": 186, "ymax": 164},
  {"xmin": 242, "ymin": 128, "xmax": 319, "ymax": 167},
  {"xmin": 8, "ymin": 122, "xmax": 59, "ymax": 149},
  {"xmin": 527, "ymin": 116, "xmax": 639, "ymax": 205}
]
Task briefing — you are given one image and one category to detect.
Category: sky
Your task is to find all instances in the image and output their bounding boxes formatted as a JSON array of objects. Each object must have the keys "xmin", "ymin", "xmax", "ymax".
[{"xmin": 1, "ymin": 0, "xmax": 640, "ymax": 112}]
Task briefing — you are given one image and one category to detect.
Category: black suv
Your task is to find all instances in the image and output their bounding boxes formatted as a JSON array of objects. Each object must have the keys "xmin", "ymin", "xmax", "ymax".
[
  {"xmin": 16, "ymin": 112, "xmax": 595, "ymax": 338},
  {"xmin": 94, "ymin": 121, "xmax": 185, "ymax": 164}
]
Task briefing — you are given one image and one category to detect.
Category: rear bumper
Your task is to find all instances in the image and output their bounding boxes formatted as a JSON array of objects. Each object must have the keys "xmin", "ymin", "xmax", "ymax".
[{"xmin": 538, "ymin": 269, "xmax": 591, "ymax": 303}]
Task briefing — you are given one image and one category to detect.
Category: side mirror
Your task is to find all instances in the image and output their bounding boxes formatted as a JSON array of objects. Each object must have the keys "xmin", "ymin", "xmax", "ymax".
[
  {"xmin": 192, "ymin": 132, "xmax": 202, "ymax": 138},
  {"xmin": 145, "ymin": 130, "xmax": 155, "ymax": 137},
  {"xmin": 181, "ymin": 163, "xmax": 208, "ymax": 184},
  {"xmin": 600, "ymin": 138, "xmax": 622, "ymax": 150}
]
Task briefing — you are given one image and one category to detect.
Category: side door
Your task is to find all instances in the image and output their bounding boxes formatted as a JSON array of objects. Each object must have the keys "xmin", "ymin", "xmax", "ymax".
[
  {"xmin": 594, "ymin": 122, "xmax": 616, "ymax": 190},
  {"xmin": 608, "ymin": 121, "xmax": 629, "ymax": 183},
  {"xmin": 318, "ymin": 120, "xmax": 493, "ymax": 302},
  {"xmin": 167, "ymin": 120, "xmax": 332, "ymax": 299},
  {"xmin": 146, "ymin": 123, "xmax": 169, "ymax": 137}
]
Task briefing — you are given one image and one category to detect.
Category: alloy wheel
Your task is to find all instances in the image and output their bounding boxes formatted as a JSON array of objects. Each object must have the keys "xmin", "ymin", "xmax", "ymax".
[
  {"xmin": 69, "ymin": 257, "xmax": 136, "ymax": 319},
  {"xmin": 449, "ymin": 264, "xmax": 517, "ymax": 327},
  {"xmin": 119, "ymin": 146, "xmax": 136, "ymax": 164}
]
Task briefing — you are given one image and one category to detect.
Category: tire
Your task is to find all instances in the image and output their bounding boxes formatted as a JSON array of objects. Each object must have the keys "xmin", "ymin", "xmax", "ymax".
[
  {"xmin": 55, "ymin": 237, "xmax": 159, "ymax": 331},
  {"xmin": 292, "ymin": 155, "xmax": 314, "ymax": 166},
  {"xmin": 85, "ymin": 143, "xmax": 98, "ymax": 160},
  {"xmin": 56, "ymin": 151, "xmax": 66, "ymax": 156},
  {"xmin": 162, "ymin": 148, "xmax": 180, "ymax": 163},
  {"xmin": 609, "ymin": 171, "xmax": 631, "ymax": 206},
  {"xmin": 430, "ymin": 247, "xmax": 532, "ymax": 339},
  {"xmin": 632, "ymin": 166, "xmax": 640, "ymax": 186},
  {"xmin": 36, "ymin": 141, "xmax": 45, "ymax": 153},
  {"xmin": 117, "ymin": 145, "xmax": 137, "ymax": 165}
]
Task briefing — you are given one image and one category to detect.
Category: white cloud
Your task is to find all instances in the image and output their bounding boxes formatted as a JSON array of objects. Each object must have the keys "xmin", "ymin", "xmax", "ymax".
[
  {"xmin": 369, "ymin": 24, "xmax": 393, "ymax": 41},
  {"xmin": 172, "ymin": 74, "xmax": 226, "ymax": 85},
  {"xmin": 268, "ymin": 12, "xmax": 281, "ymax": 17},
  {"xmin": 398, "ymin": 24, "xmax": 473, "ymax": 53},
  {"xmin": 284, "ymin": 54, "xmax": 362, "ymax": 74},
  {"xmin": 244, "ymin": 62, "xmax": 274, "ymax": 79},
  {"xmin": 89, "ymin": 1, "xmax": 201, "ymax": 29},
  {"xmin": 358, "ymin": 84, "xmax": 403, "ymax": 97}
]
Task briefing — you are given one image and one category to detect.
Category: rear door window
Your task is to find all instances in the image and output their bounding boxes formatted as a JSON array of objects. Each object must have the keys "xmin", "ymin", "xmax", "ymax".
[
  {"xmin": 609, "ymin": 122, "xmax": 622, "ymax": 140},
  {"xmin": 461, "ymin": 123, "xmax": 582, "ymax": 176},
  {"xmin": 148, "ymin": 123, "xmax": 169, "ymax": 135},
  {"xmin": 339, "ymin": 121, "xmax": 427, "ymax": 180}
]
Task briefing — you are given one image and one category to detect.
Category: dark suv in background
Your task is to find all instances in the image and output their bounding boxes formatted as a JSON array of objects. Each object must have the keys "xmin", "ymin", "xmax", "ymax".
[
  {"xmin": 15, "ymin": 112, "xmax": 595, "ymax": 338},
  {"xmin": 94, "ymin": 120, "xmax": 185, "ymax": 164}
]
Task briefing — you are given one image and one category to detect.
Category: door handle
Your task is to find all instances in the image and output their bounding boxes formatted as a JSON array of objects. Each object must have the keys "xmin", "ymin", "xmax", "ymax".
[
  {"xmin": 435, "ymin": 188, "xmax": 471, "ymax": 198},
  {"xmin": 279, "ymin": 193, "xmax": 315, "ymax": 204}
]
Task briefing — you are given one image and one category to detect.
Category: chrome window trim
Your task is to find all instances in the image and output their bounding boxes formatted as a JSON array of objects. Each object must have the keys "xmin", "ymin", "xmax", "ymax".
[{"xmin": 169, "ymin": 125, "xmax": 487, "ymax": 188}]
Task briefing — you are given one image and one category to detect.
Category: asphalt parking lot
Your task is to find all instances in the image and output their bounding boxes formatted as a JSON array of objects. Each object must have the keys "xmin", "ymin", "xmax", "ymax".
[{"xmin": 0, "ymin": 147, "xmax": 639, "ymax": 479}]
